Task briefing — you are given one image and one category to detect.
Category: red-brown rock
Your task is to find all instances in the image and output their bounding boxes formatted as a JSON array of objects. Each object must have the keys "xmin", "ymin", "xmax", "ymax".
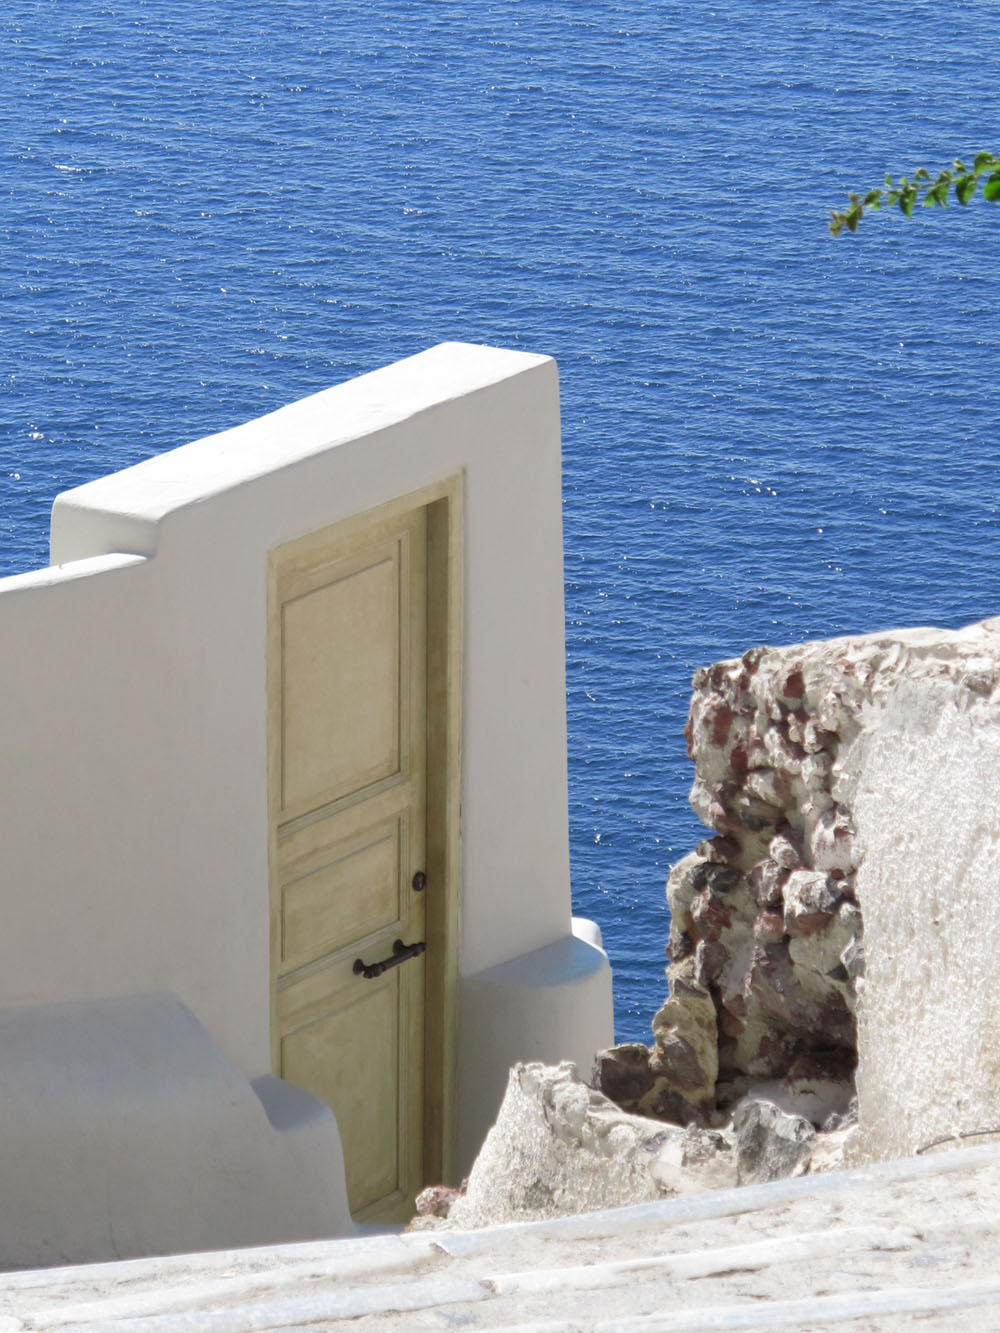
[{"xmin": 754, "ymin": 909, "xmax": 786, "ymax": 943}]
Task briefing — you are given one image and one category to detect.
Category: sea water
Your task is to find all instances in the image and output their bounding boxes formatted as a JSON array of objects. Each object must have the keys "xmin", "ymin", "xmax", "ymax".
[{"xmin": 2, "ymin": 0, "xmax": 999, "ymax": 1039}]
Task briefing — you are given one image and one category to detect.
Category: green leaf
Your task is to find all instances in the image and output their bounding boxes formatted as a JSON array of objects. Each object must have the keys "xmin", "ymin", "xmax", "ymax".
[
  {"xmin": 829, "ymin": 151, "xmax": 1000, "ymax": 237},
  {"xmin": 955, "ymin": 175, "xmax": 978, "ymax": 205}
]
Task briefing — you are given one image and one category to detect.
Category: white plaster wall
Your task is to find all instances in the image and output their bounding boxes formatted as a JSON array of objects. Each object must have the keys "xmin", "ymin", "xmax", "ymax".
[
  {"xmin": 0, "ymin": 552, "xmax": 271, "ymax": 1062},
  {"xmin": 457, "ymin": 921, "xmax": 614, "ymax": 1173},
  {"xmin": 0, "ymin": 343, "xmax": 607, "ymax": 1119},
  {"xmin": 0, "ymin": 994, "xmax": 352, "ymax": 1270},
  {"xmin": 849, "ymin": 669, "xmax": 1000, "ymax": 1162}
]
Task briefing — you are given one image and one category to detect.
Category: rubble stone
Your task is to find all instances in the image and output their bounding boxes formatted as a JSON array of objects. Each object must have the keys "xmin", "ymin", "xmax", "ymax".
[
  {"xmin": 782, "ymin": 869, "xmax": 842, "ymax": 937},
  {"xmin": 809, "ymin": 805, "xmax": 855, "ymax": 873},
  {"xmin": 746, "ymin": 858, "xmax": 787, "ymax": 907},
  {"xmin": 441, "ymin": 1062, "xmax": 849, "ymax": 1229},
  {"xmin": 649, "ymin": 1124, "xmax": 737, "ymax": 1194},
  {"xmin": 649, "ymin": 965, "xmax": 718, "ymax": 1107},
  {"xmin": 735, "ymin": 1101, "xmax": 815, "ymax": 1185},
  {"xmin": 414, "ymin": 1184, "xmax": 462, "ymax": 1219},
  {"xmin": 591, "ymin": 1043, "xmax": 655, "ymax": 1106},
  {"xmin": 445, "ymin": 1062, "xmax": 684, "ymax": 1229}
]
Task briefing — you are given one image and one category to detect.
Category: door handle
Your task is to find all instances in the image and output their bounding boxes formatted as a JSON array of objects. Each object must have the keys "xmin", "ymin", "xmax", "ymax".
[{"xmin": 353, "ymin": 938, "xmax": 426, "ymax": 980}]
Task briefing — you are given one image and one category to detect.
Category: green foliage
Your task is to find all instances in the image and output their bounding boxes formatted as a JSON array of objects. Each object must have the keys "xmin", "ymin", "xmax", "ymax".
[{"xmin": 829, "ymin": 153, "xmax": 1000, "ymax": 236}]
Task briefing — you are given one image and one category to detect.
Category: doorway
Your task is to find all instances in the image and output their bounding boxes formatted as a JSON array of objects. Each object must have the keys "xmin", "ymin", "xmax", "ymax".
[{"xmin": 267, "ymin": 480, "xmax": 460, "ymax": 1222}]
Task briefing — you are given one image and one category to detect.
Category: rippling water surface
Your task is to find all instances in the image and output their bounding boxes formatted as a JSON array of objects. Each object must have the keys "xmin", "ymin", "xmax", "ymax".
[{"xmin": 3, "ymin": 1, "xmax": 999, "ymax": 1038}]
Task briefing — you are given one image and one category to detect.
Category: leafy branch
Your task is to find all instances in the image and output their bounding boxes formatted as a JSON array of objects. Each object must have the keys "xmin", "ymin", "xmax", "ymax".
[{"xmin": 829, "ymin": 152, "xmax": 1000, "ymax": 236}]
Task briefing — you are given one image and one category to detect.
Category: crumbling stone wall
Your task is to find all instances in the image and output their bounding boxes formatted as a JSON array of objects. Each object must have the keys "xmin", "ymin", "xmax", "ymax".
[{"xmin": 598, "ymin": 619, "xmax": 1000, "ymax": 1144}]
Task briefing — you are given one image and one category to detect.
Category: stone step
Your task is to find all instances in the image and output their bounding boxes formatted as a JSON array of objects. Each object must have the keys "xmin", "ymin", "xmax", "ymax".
[{"xmin": 2, "ymin": 1143, "xmax": 999, "ymax": 1331}]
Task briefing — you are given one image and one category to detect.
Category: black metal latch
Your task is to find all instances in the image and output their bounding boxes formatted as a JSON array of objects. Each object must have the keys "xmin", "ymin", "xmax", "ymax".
[{"xmin": 354, "ymin": 938, "xmax": 426, "ymax": 980}]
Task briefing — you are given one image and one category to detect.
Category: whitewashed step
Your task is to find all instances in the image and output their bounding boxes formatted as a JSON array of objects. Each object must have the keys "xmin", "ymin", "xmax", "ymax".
[{"xmin": 2, "ymin": 1143, "xmax": 1000, "ymax": 1331}]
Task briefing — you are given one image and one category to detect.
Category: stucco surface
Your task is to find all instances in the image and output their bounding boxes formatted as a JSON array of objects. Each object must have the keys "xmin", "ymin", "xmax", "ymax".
[
  {"xmin": 457, "ymin": 925, "xmax": 613, "ymax": 1172},
  {"xmin": 0, "ymin": 994, "xmax": 351, "ymax": 1270},
  {"xmin": 43, "ymin": 341, "xmax": 576, "ymax": 999},
  {"xmin": 0, "ymin": 343, "xmax": 613, "ymax": 1246},
  {"xmin": 847, "ymin": 652, "xmax": 1000, "ymax": 1161}
]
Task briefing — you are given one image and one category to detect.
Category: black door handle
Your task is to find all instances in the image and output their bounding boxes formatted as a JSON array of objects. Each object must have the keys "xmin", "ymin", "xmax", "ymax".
[{"xmin": 354, "ymin": 938, "xmax": 426, "ymax": 980}]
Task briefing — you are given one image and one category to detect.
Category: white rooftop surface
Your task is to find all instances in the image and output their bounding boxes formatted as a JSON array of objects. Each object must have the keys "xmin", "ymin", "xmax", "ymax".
[{"xmin": 4, "ymin": 1143, "xmax": 1000, "ymax": 1331}]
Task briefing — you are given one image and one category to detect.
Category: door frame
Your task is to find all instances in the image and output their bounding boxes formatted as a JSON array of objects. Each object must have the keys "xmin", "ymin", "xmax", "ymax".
[{"xmin": 266, "ymin": 473, "xmax": 463, "ymax": 1192}]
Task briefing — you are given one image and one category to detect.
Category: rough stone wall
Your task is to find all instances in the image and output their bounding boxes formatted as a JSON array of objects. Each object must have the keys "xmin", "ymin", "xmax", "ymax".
[
  {"xmin": 597, "ymin": 617, "xmax": 1000, "ymax": 1160},
  {"xmin": 849, "ymin": 660, "xmax": 1000, "ymax": 1161},
  {"xmin": 411, "ymin": 1060, "xmax": 851, "ymax": 1230}
]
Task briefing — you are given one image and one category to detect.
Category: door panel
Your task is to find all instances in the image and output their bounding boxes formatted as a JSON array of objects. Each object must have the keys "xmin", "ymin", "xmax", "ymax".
[
  {"xmin": 280, "ymin": 820, "xmax": 401, "ymax": 973},
  {"xmin": 278, "ymin": 533, "xmax": 414, "ymax": 822},
  {"xmin": 269, "ymin": 503, "xmax": 428, "ymax": 1221},
  {"xmin": 281, "ymin": 978, "xmax": 400, "ymax": 1211}
]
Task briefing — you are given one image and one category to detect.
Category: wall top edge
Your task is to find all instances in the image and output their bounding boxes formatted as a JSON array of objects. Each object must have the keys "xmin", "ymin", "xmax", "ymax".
[
  {"xmin": 702, "ymin": 617, "xmax": 1000, "ymax": 672},
  {"xmin": 0, "ymin": 552, "xmax": 146, "ymax": 598},
  {"xmin": 50, "ymin": 342, "xmax": 554, "ymax": 529}
]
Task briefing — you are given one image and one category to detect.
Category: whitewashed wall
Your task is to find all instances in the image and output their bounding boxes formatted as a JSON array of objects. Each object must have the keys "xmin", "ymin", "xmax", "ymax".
[{"xmin": 0, "ymin": 342, "xmax": 613, "ymax": 1229}]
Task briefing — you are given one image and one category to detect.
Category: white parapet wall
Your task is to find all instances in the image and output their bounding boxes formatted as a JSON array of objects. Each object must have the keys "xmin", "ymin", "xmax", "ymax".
[
  {"xmin": 0, "ymin": 342, "xmax": 613, "ymax": 1266},
  {"xmin": 0, "ymin": 993, "xmax": 353, "ymax": 1271}
]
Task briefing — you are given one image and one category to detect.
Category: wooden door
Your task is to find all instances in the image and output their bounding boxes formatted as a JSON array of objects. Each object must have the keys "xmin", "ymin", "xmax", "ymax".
[{"xmin": 268, "ymin": 502, "xmax": 430, "ymax": 1223}]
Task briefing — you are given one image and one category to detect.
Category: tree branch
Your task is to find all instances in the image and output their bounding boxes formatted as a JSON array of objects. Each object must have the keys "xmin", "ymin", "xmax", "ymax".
[{"xmin": 829, "ymin": 153, "xmax": 1000, "ymax": 236}]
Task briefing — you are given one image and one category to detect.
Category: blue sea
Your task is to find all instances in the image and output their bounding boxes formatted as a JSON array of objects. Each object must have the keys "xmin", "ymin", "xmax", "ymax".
[{"xmin": 3, "ymin": 1, "xmax": 999, "ymax": 1041}]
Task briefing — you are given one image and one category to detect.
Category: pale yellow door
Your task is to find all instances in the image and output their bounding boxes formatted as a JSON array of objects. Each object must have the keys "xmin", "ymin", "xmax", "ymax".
[{"xmin": 269, "ymin": 503, "xmax": 428, "ymax": 1223}]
